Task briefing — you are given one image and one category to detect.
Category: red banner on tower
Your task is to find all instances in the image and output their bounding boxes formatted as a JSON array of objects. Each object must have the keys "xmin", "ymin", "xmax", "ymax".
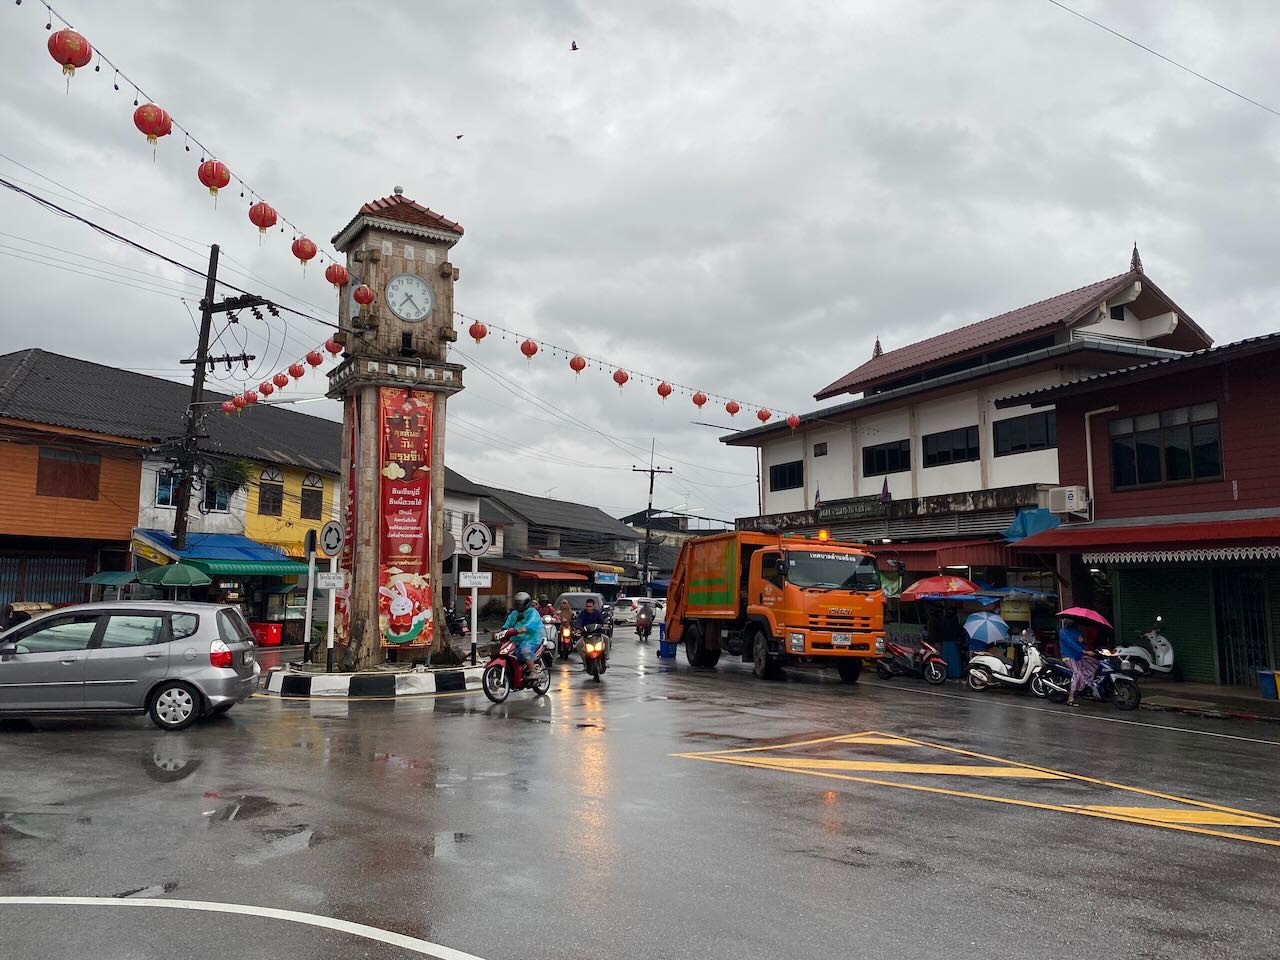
[
  {"xmin": 377, "ymin": 387, "xmax": 434, "ymax": 644},
  {"xmin": 334, "ymin": 395, "xmax": 359, "ymax": 649}
]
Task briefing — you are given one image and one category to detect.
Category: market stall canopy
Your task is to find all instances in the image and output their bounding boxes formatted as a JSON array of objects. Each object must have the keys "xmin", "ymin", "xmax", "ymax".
[
  {"xmin": 900, "ymin": 575, "xmax": 980, "ymax": 602},
  {"xmin": 81, "ymin": 571, "xmax": 138, "ymax": 586},
  {"xmin": 1001, "ymin": 508, "xmax": 1060, "ymax": 543},
  {"xmin": 137, "ymin": 563, "xmax": 211, "ymax": 588},
  {"xmin": 132, "ymin": 529, "xmax": 310, "ymax": 577}
]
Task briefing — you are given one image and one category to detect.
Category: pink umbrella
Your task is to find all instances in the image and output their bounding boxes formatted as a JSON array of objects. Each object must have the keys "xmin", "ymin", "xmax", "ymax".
[{"xmin": 1057, "ymin": 606, "xmax": 1112, "ymax": 630}]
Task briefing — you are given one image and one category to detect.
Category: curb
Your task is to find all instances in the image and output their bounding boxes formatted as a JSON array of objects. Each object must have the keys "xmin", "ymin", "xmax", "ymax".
[
  {"xmin": 1139, "ymin": 701, "xmax": 1280, "ymax": 724},
  {"xmin": 263, "ymin": 664, "xmax": 485, "ymax": 698}
]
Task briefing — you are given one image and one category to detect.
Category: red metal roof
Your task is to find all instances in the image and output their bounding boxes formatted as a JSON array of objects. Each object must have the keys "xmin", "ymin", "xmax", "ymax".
[
  {"xmin": 871, "ymin": 538, "xmax": 1016, "ymax": 572},
  {"xmin": 815, "ymin": 272, "xmax": 1134, "ymax": 400},
  {"xmin": 331, "ymin": 192, "xmax": 464, "ymax": 245},
  {"xmin": 1012, "ymin": 518, "xmax": 1280, "ymax": 551}
]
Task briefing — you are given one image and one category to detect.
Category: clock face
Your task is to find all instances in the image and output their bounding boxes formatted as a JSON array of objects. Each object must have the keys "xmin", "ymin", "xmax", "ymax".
[{"xmin": 385, "ymin": 272, "xmax": 434, "ymax": 323}]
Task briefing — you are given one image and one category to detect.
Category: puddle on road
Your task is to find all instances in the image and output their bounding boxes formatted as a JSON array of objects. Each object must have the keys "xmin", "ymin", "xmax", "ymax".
[
  {"xmin": 235, "ymin": 825, "xmax": 325, "ymax": 866},
  {"xmin": 207, "ymin": 795, "xmax": 289, "ymax": 822},
  {"xmin": 114, "ymin": 881, "xmax": 178, "ymax": 898},
  {"xmin": 422, "ymin": 831, "xmax": 473, "ymax": 863},
  {"xmin": 0, "ymin": 810, "xmax": 89, "ymax": 840}
]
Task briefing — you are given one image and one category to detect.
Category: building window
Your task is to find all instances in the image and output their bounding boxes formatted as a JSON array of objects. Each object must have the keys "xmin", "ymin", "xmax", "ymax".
[
  {"xmin": 300, "ymin": 472, "xmax": 324, "ymax": 520},
  {"xmin": 155, "ymin": 470, "xmax": 179, "ymax": 507},
  {"xmin": 36, "ymin": 448, "xmax": 100, "ymax": 500},
  {"xmin": 258, "ymin": 467, "xmax": 284, "ymax": 516},
  {"xmin": 202, "ymin": 482, "xmax": 230, "ymax": 513},
  {"xmin": 813, "ymin": 442, "xmax": 828, "ymax": 458},
  {"xmin": 1110, "ymin": 402, "xmax": 1221, "ymax": 489},
  {"xmin": 923, "ymin": 425, "xmax": 980, "ymax": 468},
  {"xmin": 994, "ymin": 411, "xmax": 1057, "ymax": 456},
  {"xmin": 768, "ymin": 460, "xmax": 804, "ymax": 492},
  {"xmin": 862, "ymin": 439, "xmax": 911, "ymax": 477}
]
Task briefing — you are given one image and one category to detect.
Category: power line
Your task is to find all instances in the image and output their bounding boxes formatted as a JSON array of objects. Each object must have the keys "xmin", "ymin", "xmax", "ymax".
[{"xmin": 1045, "ymin": 0, "xmax": 1280, "ymax": 119}]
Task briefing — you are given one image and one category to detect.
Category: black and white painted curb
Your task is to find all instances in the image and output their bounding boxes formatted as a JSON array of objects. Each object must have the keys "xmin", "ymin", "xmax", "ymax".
[{"xmin": 264, "ymin": 664, "xmax": 485, "ymax": 698}]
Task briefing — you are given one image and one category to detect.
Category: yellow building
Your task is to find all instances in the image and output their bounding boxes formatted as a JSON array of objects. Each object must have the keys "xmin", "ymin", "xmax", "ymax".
[{"xmin": 243, "ymin": 464, "xmax": 339, "ymax": 557}]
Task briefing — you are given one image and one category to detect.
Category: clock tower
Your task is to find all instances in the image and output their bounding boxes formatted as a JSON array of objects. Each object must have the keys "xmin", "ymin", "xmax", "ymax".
[{"xmin": 328, "ymin": 187, "xmax": 465, "ymax": 670}]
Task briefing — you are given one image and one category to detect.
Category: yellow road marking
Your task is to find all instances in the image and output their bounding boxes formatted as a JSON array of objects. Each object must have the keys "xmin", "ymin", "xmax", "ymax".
[
  {"xmin": 1070, "ymin": 806, "xmax": 1280, "ymax": 827},
  {"xmin": 835, "ymin": 734, "xmax": 915, "ymax": 746},
  {"xmin": 740, "ymin": 757, "xmax": 1067, "ymax": 778}
]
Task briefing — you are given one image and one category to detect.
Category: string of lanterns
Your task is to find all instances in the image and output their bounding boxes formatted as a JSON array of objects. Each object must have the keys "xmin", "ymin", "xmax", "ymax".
[
  {"xmin": 218, "ymin": 338, "xmax": 344, "ymax": 415},
  {"xmin": 459, "ymin": 312, "xmax": 802, "ymax": 431},
  {"xmin": 32, "ymin": 1, "xmax": 338, "ymax": 276}
]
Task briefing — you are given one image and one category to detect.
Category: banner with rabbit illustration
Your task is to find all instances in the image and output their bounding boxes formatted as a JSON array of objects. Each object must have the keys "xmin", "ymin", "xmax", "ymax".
[{"xmin": 378, "ymin": 387, "xmax": 434, "ymax": 644}]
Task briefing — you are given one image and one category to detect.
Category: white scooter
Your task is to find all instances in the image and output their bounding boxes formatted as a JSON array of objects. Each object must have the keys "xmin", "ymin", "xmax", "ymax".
[
  {"xmin": 967, "ymin": 635, "xmax": 1049, "ymax": 696},
  {"xmin": 1114, "ymin": 616, "xmax": 1174, "ymax": 678}
]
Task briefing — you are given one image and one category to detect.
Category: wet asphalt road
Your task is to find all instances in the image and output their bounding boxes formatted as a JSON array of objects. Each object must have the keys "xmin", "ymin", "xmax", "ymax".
[{"xmin": 2, "ymin": 628, "xmax": 1279, "ymax": 960}]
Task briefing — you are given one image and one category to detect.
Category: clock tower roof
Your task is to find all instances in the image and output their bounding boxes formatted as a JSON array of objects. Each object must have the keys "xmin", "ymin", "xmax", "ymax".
[{"xmin": 332, "ymin": 190, "xmax": 464, "ymax": 251}]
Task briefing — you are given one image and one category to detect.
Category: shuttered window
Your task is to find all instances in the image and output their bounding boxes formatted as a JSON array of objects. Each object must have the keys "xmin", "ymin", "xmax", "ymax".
[{"xmin": 36, "ymin": 448, "xmax": 101, "ymax": 500}]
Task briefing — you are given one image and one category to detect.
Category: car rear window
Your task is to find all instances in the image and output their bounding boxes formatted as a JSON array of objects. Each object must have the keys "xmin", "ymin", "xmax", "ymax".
[{"xmin": 216, "ymin": 609, "xmax": 255, "ymax": 645}]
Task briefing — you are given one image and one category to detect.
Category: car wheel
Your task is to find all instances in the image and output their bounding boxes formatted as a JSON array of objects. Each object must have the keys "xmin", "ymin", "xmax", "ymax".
[{"xmin": 148, "ymin": 681, "xmax": 202, "ymax": 731}]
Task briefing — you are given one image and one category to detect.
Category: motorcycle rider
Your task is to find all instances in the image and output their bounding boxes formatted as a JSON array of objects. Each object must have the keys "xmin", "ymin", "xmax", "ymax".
[
  {"xmin": 500, "ymin": 592, "xmax": 544, "ymax": 677},
  {"xmin": 635, "ymin": 601, "xmax": 655, "ymax": 637},
  {"xmin": 537, "ymin": 594, "xmax": 555, "ymax": 617},
  {"xmin": 576, "ymin": 598, "xmax": 606, "ymax": 630}
]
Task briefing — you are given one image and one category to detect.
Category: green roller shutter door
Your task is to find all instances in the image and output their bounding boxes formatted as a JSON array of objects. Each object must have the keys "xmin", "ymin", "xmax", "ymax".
[{"xmin": 1113, "ymin": 565, "xmax": 1217, "ymax": 683}]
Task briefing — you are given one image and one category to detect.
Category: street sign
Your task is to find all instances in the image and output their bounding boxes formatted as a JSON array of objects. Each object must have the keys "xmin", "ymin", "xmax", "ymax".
[
  {"xmin": 462, "ymin": 521, "xmax": 492, "ymax": 558},
  {"xmin": 594, "ymin": 572, "xmax": 619, "ymax": 585},
  {"xmin": 459, "ymin": 571, "xmax": 492, "ymax": 589},
  {"xmin": 315, "ymin": 571, "xmax": 344, "ymax": 591},
  {"xmin": 319, "ymin": 520, "xmax": 345, "ymax": 557},
  {"xmin": 443, "ymin": 529, "xmax": 456, "ymax": 558}
]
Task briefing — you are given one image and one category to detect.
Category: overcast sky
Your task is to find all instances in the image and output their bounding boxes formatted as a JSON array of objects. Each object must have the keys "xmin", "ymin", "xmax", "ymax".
[{"xmin": 2, "ymin": 0, "xmax": 1278, "ymax": 522}]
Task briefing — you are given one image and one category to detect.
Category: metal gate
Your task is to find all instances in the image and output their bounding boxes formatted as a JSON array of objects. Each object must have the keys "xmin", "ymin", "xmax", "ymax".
[
  {"xmin": 1213, "ymin": 568, "xmax": 1273, "ymax": 686},
  {"xmin": 0, "ymin": 555, "xmax": 91, "ymax": 609}
]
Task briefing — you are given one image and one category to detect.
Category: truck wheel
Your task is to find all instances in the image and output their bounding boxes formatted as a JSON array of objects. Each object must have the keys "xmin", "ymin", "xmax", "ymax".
[
  {"xmin": 837, "ymin": 661, "xmax": 862, "ymax": 685},
  {"xmin": 684, "ymin": 624, "xmax": 705, "ymax": 667},
  {"xmin": 751, "ymin": 630, "xmax": 778, "ymax": 680},
  {"xmin": 701, "ymin": 647, "xmax": 721, "ymax": 668}
]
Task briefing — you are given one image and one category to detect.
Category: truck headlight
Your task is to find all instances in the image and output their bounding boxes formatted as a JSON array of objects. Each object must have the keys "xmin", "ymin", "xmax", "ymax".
[
  {"xmin": 788, "ymin": 632, "xmax": 805, "ymax": 653},
  {"xmin": 875, "ymin": 636, "xmax": 885, "ymax": 654}
]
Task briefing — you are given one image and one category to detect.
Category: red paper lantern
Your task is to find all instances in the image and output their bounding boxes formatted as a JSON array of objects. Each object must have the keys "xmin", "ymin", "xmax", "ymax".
[
  {"xmin": 220, "ymin": 400, "xmax": 236, "ymax": 415},
  {"xmin": 324, "ymin": 338, "xmax": 342, "ymax": 355},
  {"xmin": 569, "ymin": 355, "xmax": 587, "ymax": 375},
  {"xmin": 756, "ymin": 408, "xmax": 771, "ymax": 423},
  {"xmin": 692, "ymin": 391, "xmax": 707, "ymax": 409},
  {"xmin": 291, "ymin": 237, "xmax": 317, "ymax": 267},
  {"xmin": 657, "ymin": 382, "xmax": 673, "ymax": 400},
  {"xmin": 273, "ymin": 372, "xmax": 289, "ymax": 389},
  {"xmin": 232, "ymin": 395, "xmax": 247, "ymax": 409},
  {"xmin": 259, "ymin": 381, "xmax": 275, "ymax": 397},
  {"xmin": 612, "ymin": 369, "xmax": 630, "ymax": 390},
  {"xmin": 353, "ymin": 284, "xmax": 375, "ymax": 306},
  {"xmin": 288, "ymin": 362, "xmax": 306, "ymax": 379},
  {"xmin": 306, "ymin": 350, "xmax": 324, "ymax": 367},
  {"xmin": 133, "ymin": 104, "xmax": 171, "ymax": 146},
  {"xmin": 248, "ymin": 201, "xmax": 277, "ymax": 234},
  {"xmin": 47, "ymin": 29, "xmax": 92, "ymax": 89},
  {"xmin": 324, "ymin": 263, "xmax": 349, "ymax": 288},
  {"xmin": 244, "ymin": 389, "xmax": 259, "ymax": 405},
  {"xmin": 786, "ymin": 414, "xmax": 800, "ymax": 430},
  {"xmin": 725, "ymin": 400, "xmax": 740, "ymax": 417},
  {"xmin": 468, "ymin": 321, "xmax": 488, "ymax": 344},
  {"xmin": 520, "ymin": 339, "xmax": 539, "ymax": 360},
  {"xmin": 198, "ymin": 159, "xmax": 231, "ymax": 202}
]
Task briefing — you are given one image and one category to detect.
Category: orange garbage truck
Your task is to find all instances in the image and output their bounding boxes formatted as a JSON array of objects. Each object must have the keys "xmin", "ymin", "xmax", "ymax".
[{"xmin": 666, "ymin": 530, "xmax": 887, "ymax": 683}]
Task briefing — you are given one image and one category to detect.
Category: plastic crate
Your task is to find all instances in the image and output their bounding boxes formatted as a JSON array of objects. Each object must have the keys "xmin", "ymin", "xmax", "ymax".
[{"xmin": 250, "ymin": 622, "xmax": 282, "ymax": 646}]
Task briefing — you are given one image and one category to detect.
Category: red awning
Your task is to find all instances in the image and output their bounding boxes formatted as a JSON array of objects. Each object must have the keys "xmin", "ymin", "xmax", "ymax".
[
  {"xmin": 518, "ymin": 570, "xmax": 589, "ymax": 582},
  {"xmin": 1012, "ymin": 517, "xmax": 1280, "ymax": 552},
  {"xmin": 871, "ymin": 538, "xmax": 1018, "ymax": 572}
]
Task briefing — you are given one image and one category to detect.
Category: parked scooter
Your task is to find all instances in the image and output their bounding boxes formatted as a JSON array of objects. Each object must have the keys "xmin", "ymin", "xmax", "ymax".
[
  {"xmin": 875, "ymin": 635, "xmax": 948, "ymax": 685},
  {"xmin": 1114, "ymin": 616, "xmax": 1174, "ymax": 678},
  {"xmin": 581, "ymin": 622, "xmax": 609, "ymax": 681},
  {"xmin": 482, "ymin": 628, "xmax": 553, "ymax": 703},
  {"xmin": 967, "ymin": 635, "xmax": 1048, "ymax": 696},
  {"xmin": 1038, "ymin": 651, "xmax": 1141, "ymax": 710},
  {"xmin": 445, "ymin": 610, "xmax": 470, "ymax": 639}
]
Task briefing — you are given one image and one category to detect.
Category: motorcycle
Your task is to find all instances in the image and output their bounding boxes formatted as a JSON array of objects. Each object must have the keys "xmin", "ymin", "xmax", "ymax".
[
  {"xmin": 1038, "ymin": 650, "xmax": 1141, "ymax": 710},
  {"xmin": 875, "ymin": 635, "xmax": 948, "ymax": 685},
  {"xmin": 635, "ymin": 608, "xmax": 655, "ymax": 642},
  {"xmin": 482, "ymin": 627, "xmax": 553, "ymax": 704},
  {"xmin": 967, "ymin": 635, "xmax": 1049, "ymax": 696},
  {"xmin": 1114, "ymin": 616, "xmax": 1174, "ymax": 678},
  {"xmin": 556, "ymin": 621, "xmax": 576, "ymax": 660},
  {"xmin": 581, "ymin": 622, "xmax": 609, "ymax": 681},
  {"xmin": 445, "ymin": 610, "xmax": 470, "ymax": 638}
]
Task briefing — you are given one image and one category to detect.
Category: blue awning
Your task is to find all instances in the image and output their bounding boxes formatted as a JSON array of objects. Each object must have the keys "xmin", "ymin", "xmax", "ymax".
[
  {"xmin": 1001, "ymin": 508, "xmax": 1060, "ymax": 543},
  {"xmin": 133, "ymin": 529, "xmax": 308, "ymax": 576}
]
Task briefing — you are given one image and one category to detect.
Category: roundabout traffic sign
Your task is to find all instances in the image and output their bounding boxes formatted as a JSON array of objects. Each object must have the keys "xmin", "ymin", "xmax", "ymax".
[
  {"xmin": 461, "ymin": 521, "xmax": 491, "ymax": 558},
  {"xmin": 319, "ymin": 520, "xmax": 344, "ymax": 557}
]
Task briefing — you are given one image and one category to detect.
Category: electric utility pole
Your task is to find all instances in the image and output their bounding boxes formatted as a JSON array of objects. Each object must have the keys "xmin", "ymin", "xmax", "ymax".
[
  {"xmin": 171, "ymin": 243, "xmax": 261, "ymax": 550},
  {"xmin": 633, "ymin": 439, "xmax": 673, "ymax": 596}
]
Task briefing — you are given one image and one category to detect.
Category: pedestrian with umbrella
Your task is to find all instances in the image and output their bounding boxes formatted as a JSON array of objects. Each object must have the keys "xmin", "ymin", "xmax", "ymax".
[{"xmin": 1057, "ymin": 606, "xmax": 1110, "ymax": 706}]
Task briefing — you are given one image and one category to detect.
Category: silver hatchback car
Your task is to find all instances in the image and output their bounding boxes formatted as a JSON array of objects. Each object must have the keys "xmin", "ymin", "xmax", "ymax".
[{"xmin": 0, "ymin": 601, "xmax": 260, "ymax": 730}]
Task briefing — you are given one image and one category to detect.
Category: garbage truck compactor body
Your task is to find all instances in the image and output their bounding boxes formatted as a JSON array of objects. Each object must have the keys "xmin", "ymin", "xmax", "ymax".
[{"xmin": 666, "ymin": 531, "xmax": 886, "ymax": 683}]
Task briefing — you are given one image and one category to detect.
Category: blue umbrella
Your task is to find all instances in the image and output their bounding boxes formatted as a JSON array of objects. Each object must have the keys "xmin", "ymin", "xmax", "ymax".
[{"xmin": 964, "ymin": 612, "xmax": 1010, "ymax": 650}]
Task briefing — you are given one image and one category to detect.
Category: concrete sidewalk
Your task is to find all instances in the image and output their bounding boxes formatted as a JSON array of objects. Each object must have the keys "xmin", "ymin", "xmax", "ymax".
[{"xmin": 1140, "ymin": 680, "xmax": 1280, "ymax": 722}]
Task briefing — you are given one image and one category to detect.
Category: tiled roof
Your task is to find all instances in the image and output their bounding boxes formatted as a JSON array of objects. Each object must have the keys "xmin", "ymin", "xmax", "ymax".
[
  {"xmin": 481, "ymin": 486, "xmax": 642, "ymax": 540},
  {"xmin": 331, "ymin": 191, "xmax": 463, "ymax": 246}
]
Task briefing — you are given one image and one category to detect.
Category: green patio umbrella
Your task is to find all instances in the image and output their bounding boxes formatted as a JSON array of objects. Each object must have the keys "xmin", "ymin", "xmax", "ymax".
[{"xmin": 137, "ymin": 563, "xmax": 212, "ymax": 598}]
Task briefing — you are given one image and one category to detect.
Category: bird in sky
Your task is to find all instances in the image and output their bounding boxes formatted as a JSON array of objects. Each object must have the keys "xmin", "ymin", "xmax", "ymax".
[
  {"xmin": 571, "ymin": 41, "xmax": 579, "ymax": 51},
  {"xmin": 455, "ymin": 134, "xmax": 464, "ymax": 140}
]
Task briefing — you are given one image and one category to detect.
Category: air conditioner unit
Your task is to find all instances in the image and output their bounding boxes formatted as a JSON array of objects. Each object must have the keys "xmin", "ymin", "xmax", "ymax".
[{"xmin": 1048, "ymin": 485, "xmax": 1089, "ymax": 515}]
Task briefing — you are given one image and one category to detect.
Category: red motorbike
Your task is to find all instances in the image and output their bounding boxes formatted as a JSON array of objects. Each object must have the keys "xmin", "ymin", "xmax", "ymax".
[
  {"xmin": 482, "ymin": 627, "xmax": 553, "ymax": 703},
  {"xmin": 875, "ymin": 635, "xmax": 948, "ymax": 685}
]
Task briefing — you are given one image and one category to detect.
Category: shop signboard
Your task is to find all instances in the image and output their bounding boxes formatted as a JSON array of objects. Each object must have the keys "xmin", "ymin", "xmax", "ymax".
[{"xmin": 817, "ymin": 496, "xmax": 886, "ymax": 522}]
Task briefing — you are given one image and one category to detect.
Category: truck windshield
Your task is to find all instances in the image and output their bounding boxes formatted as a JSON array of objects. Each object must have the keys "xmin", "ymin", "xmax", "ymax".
[{"xmin": 785, "ymin": 552, "xmax": 881, "ymax": 591}]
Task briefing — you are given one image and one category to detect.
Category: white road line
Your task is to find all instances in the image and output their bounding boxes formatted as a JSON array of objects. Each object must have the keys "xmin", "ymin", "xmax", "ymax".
[
  {"xmin": 867, "ymin": 682, "xmax": 1280, "ymax": 747},
  {"xmin": 0, "ymin": 897, "xmax": 489, "ymax": 960}
]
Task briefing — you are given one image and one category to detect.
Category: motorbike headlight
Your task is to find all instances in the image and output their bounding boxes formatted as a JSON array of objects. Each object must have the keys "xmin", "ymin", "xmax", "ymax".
[
  {"xmin": 875, "ymin": 636, "xmax": 886, "ymax": 654},
  {"xmin": 788, "ymin": 632, "xmax": 805, "ymax": 653}
]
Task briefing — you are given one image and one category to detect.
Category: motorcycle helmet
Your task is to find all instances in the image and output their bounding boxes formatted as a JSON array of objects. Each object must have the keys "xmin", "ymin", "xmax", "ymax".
[
  {"xmin": 539, "ymin": 595, "xmax": 550, "ymax": 606},
  {"xmin": 513, "ymin": 591, "xmax": 533, "ymax": 612}
]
